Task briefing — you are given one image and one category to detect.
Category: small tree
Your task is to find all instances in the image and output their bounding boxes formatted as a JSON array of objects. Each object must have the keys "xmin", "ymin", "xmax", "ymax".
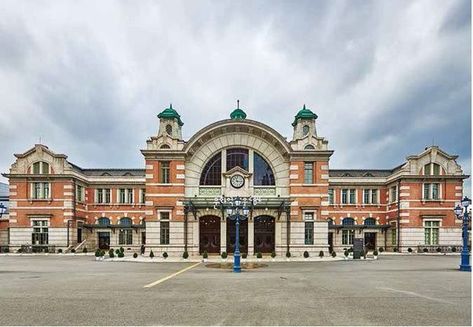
[
  {"xmin": 203, "ymin": 250, "xmax": 208, "ymax": 259},
  {"xmin": 436, "ymin": 247, "xmax": 441, "ymax": 253},
  {"xmin": 95, "ymin": 249, "xmax": 101, "ymax": 257},
  {"xmin": 286, "ymin": 251, "xmax": 291, "ymax": 258},
  {"xmin": 256, "ymin": 252, "xmax": 262, "ymax": 259},
  {"xmin": 115, "ymin": 249, "xmax": 120, "ymax": 255},
  {"xmin": 118, "ymin": 251, "xmax": 124, "ymax": 258},
  {"xmin": 109, "ymin": 249, "xmax": 115, "ymax": 258},
  {"xmin": 149, "ymin": 250, "xmax": 155, "ymax": 258},
  {"xmin": 221, "ymin": 251, "xmax": 227, "ymax": 259},
  {"xmin": 344, "ymin": 250, "xmax": 349, "ymax": 257},
  {"xmin": 408, "ymin": 247, "xmax": 413, "ymax": 253},
  {"xmin": 319, "ymin": 251, "xmax": 324, "ymax": 258},
  {"xmin": 452, "ymin": 246, "xmax": 457, "ymax": 253},
  {"xmin": 163, "ymin": 252, "xmax": 168, "ymax": 259},
  {"xmin": 58, "ymin": 249, "xmax": 63, "ymax": 254},
  {"xmin": 100, "ymin": 250, "xmax": 106, "ymax": 257},
  {"xmin": 373, "ymin": 250, "xmax": 379, "ymax": 256},
  {"xmin": 120, "ymin": 246, "xmax": 124, "ymax": 253},
  {"xmin": 379, "ymin": 247, "xmax": 384, "ymax": 253},
  {"xmin": 303, "ymin": 251, "xmax": 309, "ymax": 258},
  {"xmin": 423, "ymin": 248, "xmax": 428, "ymax": 253},
  {"xmin": 271, "ymin": 251, "xmax": 276, "ymax": 258},
  {"xmin": 183, "ymin": 251, "xmax": 189, "ymax": 259},
  {"xmin": 331, "ymin": 251, "xmax": 336, "ymax": 258},
  {"xmin": 133, "ymin": 253, "xmax": 138, "ymax": 258},
  {"xmin": 71, "ymin": 249, "xmax": 76, "ymax": 254}
]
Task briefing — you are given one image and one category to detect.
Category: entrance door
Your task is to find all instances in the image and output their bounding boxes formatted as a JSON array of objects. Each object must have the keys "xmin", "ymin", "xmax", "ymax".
[
  {"xmin": 77, "ymin": 228, "xmax": 82, "ymax": 243},
  {"xmin": 364, "ymin": 232, "xmax": 376, "ymax": 250},
  {"xmin": 254, "ymin": 216, "xmax": 275, "ymax": 253},
  {"xmin": 98, "ymin": 232, "xmax": 110, "ymax": 250},
  {"xmin": 141, "ymin": 231, "xmax": 146, "ymax": 245},
  {"xmin": 227, "ymin": 217, "xmax": 248, "ymax": 254},
  {"xmin": 199, "ymin": 216, "xmax": 220, "ymax": 254}
]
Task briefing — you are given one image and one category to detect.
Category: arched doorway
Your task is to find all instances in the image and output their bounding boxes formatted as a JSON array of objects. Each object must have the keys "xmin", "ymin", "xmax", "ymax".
[
  {"xmin": 199, "ymin": 216, "xmax": 220, "ymax": 254},
  {"xmin": 226, "ymin": 217, "xmax": 248, "ymax": 254},
  {"xmin": 254, "ymin": 215, "xmax": 275, "ymax": 253}
]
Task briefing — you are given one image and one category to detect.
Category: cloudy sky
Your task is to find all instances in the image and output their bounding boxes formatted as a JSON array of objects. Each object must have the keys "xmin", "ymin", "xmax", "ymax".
[{"xmin": 0, "ymin": 0, "xmax": 470, "ymax": 192}]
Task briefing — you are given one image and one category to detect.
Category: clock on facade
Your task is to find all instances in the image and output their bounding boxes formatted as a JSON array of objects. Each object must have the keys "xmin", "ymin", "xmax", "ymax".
[{"xmin": 230, "ymin": 175, "xmax": 245, "ymax": 189}]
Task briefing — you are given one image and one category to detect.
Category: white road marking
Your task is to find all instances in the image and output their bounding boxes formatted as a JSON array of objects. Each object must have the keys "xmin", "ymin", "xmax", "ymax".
[
  {"xmin": 377, "ymin": 287, "xmax": 455, "ymax": 304},
  {"xmin": 143, "ymin": 262, "xmax": 201, "ymax": 288}
]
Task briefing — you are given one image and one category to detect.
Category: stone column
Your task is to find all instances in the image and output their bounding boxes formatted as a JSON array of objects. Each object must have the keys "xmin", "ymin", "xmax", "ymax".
[
  {"xmin": 248, "ymin": 220, "xmax": 254, "ymax": 255},
  {"xmin": 220, "ymin": 219, "xmax": 226, "ymax": 254},
  {"xmin": 275, "ymin": 220, "xmax": 283, "ymax": 255}
]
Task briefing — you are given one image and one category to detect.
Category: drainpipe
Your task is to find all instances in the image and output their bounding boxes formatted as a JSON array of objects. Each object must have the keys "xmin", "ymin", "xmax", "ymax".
[
  {"xmin": 184, "ymin": 208, "xmax": 188, "ymax": 252},
  {"xmin": 397, "ymin": 179, "xmax": 401, "ymax": 251},
  {"xmin": 286, "ymin": 205, "xmax": 290, "ymax": 254}
]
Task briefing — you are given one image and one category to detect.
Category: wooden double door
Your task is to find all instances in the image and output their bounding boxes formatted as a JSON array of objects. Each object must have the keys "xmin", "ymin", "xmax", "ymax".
[{"xmin": 199, "ymin": 216, "xmax": 220, "ymax": 254}]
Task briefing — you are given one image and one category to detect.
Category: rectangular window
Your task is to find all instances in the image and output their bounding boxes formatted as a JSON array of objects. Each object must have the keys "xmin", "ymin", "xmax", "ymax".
[
  {"xmin": 33, "ymin": 162, "xmax": 41, "ymax": 174},
  {"xmin": 349, "ymin": 189, "xmax": 356, "ymax": 204},
  {"xmin": 390, "ymin": 186, "xmax": 398, "ymax": 203},
  {"xmin": 391, "ymin": 228, "xmax": 397, "ymax": 245},
  {"xmin": 127, "ymin": 189, "xmax": 133, "ymax": 204},
  {"xmin": 76, "ymin": 185, "xmax": 84, "ymax": 202},
  {"xmin": 160, "ymin": 212, "xmax": 170, "ymax": 220},
  {"xmin": 31, "ymin": 220, "xmax": 48, "ymax": 245},
  {"xmin": 160, "ymin": 162, "xmax": 170, "ymax": 184},
  {"xmin": 31, "ymin": 182, "xmax": 50, "ymax": 199},
  {"xmin": 424, "ymin": 183, "xmax": 440, "ymax": 200},
  {"xmin": 424, "ymin": 221, "xmax": 440, "ymax": 245},
  {"xmin": 328, "ymin": 188, "xmax": 334, "ymax": 204},
  {"xmin": 119, "ymin": 189, "xmax": 126, "ymax": 203},
  {"xmin": 363, "ymin": 189, "xmax": 379, "ymax": 204},
  {"xmin": 119, "ymin": 229, "xmax": 133, "ymax": 245},
  {"xmin": 304, "ymin": 222, "xmax": 314, "ymax": 245},
  {"xmin": 97, "ymin": 189, "xmax": 103, "ymax": 203},
  {"xmin": 342, "ymin": 230, "xmax": 354, "ymax": 245},
  {"xmin": 363, "ymin": 189, "xmax": 370, "ymax": 204},
  {"xmin": 160, "ymin": 221, "xmax": 170, "ymax": 245},
  {"xmin": 432, "ymin": 163, "xmax": 440, "ymax": 175},
  {"xmin": 140, "ymin": 188, "xmax": 146, "ymax": 204},
  {"xmin": 104, "ymin": 189, "xmax": 111, "ymax": 203},
  {"xmin": 304, "ymin": 162, "xmax": 314, "ymax": 184},
  {"xmin": 304, "ymin": 212, "xmax": 314, "ymax": 221},
  {"xmin": 371, "ymin": 189, "xmax": 378, "ymax": 204},
  {"xmin": 341, "ymin": 189, "xmax": 348, "ymax": 204}
]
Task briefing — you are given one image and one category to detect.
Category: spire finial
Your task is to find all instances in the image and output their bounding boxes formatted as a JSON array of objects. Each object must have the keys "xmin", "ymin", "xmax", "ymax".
[
  {"xmin": 303, "ymin": 104, "xmax": 306, "ymax": 110},
  {"xmin": 237, "ymin": 99, "xmax": 240, "ymax": 109},
  {"xmin": 170, "ymin": 103, "xmax": 173, "ymax": 109}
]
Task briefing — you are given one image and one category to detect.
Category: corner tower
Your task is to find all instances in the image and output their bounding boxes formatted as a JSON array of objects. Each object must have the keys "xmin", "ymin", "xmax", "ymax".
[
  {"xmin": 292, "ymin": 104, "xmax": 318, "ymax": 140},
  {"xmin": 157, "ymin": 104, "xmax": 183, "ymax": 140}
]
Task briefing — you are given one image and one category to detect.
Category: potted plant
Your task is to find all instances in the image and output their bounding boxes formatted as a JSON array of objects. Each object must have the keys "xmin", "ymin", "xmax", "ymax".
[
  {"xmin": 331, "ymin": 251, "xmax": 336, "ymax": 258},
  {"xmin": 378, "ymin": 247, "xmax": 384, "ymax": 253},
  {"xmin": 133, "ymin": 252, "xmax": 138, "ymax": 259},
  {"xmin": 303, "ymin": 251, "xmax": 309, "ymax": 260},
  {"xmin": 203, "ymin": 250, "xmax": 208, "ymax": 262},
  {"xmin": 423, "ymin": 248, "xmax": 428, "ymax": 253},
  {"xmin": 256, "ymin": 252, "xmax": 262, "ymax": 261},
  {"xmin": 149, "ymin": 250, "xmax": 155, "ymax": 259},
  {"xmin": 71, "ymin": 249, "xmax": 76, "ymax": 254},
  {"xmin": 163, "ymin": 252, "xmax": 168, "ymax": 259},
  {"xmin": 109, "ymin": 249, "xmax": 115, "ymax": 258},
  {"xmin": 436, "ymin": 247, "xmax": 442, "ymax": 253},
  {"xmin": 95, "ymin": 249, "xmax": 101, "ymax": 261},
  {"xmin": 319, "ymin": 251, "xmax": 324, "ymax": 258},
  {"xmin": 221, "ymin": 251, "xmax": 228, "ymax": 262},
  {"xmin": 100, "ymin": 250, "xmax": 105, "ymax": 260},
  {"xmin": 115, "ymin": 249, "xmax": 120, "ymax": 255},
  {"xmin": 271, "ymin": 251, "xmax": 276, "ymax": 261},
  {"xmin": 117, "ymin": 250, "xmax": 124, "ymax": 258},
  {"xmin": 285, "ymin": 251, "xmax": 291, "ymax": 261},
  {"xmin": 344, "ymin": 250, "xmax": 349, "ymax": 260},
  {"xmin": 57, "ymin": 248, "xmax": 63, "ymax": 254},
  {"xmin": 408, "ymin": 247, "xmax": 413, "ymax": 253},
  {"xmin": 183, "ymin": 251, "xmax": 189, "ymax": 260},
  {"xmin": 451, "ymin": 246, "xmax": 457, "ymax": 253},
  {"xmin": 373, "ymin": 249, "xmax": 378, "ymax": 259},
  {"xmin": 120, "ymin": 247, "xmax": 124, "ymax": 253},
  {"xmin": 393, "ymin": 247, "xmax": 398, "ymax": 252}
]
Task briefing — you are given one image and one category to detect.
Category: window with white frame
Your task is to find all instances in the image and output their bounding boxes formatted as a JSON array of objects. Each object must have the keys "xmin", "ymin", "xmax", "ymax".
[
  {"xmin": 118, "ymin": 188, "xmax": 133, "ymax": 204},
  {"xmin": 341, "ymin": 189, "xmax": 356, "ymax": 204},
  {"xmin": 127, "ymin": 189, "xmax": 133, "ymax": 204},
  {"xmin": 424, "ymin": 220, "xmax": 440, "ymax": 245},
  {"xmin": 389, "ymin": 186, "xmax": 398, "ymax": 203},
  {"xmin": 363, "ymin": 189, "xmax": 378, "ymax": 204},
  {"xmin": 391, "ymin": 227, "xmax": 397, "ymax": 245},
  {"xmin": 32, "ymin": 161, "xmax": 50, "ymax": 174},
  {"xmin": 32, "ymin": 219, "xmax": 49, "ymax": 245},
  {"xmin": 423, "ymin": 183, "xmax": 440, "ymax": 200},
  {"xmin": 76, "ymin": 184, "xmax": 85, "ymax": 202},
  {"xmin": 424, "ymin": 163, "xmax": 441, "ymax": 175},
  {"xmin": 342, "ymin": 230, "xmax": 354, "ymax": 245},
  {"xmin": 31, "ymin": 182, "xmax": 50, "ymax": 199},
  {"xmin": 304, "ymin": 162, "xmax": 314, "ymax": 184},
  {"xmin": 96, "ymin": 188, "xmax": 111, "ymax": 204},
  {"xmin": 139, "ymin": 188, "xmax": 146, "ymax": 204},
  {"xmin": 304, "ymin": 222, "xmax": 314, "ymax": 245},
  {"xmin": 328, "ymin": 188, "xmax": 334, "ymax": 204}
]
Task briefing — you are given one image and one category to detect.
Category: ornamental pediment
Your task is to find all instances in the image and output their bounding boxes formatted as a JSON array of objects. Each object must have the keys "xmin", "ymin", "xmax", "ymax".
[{"xmin": 223, "ymin": 166, "xmax": 252, "ymax": 177}]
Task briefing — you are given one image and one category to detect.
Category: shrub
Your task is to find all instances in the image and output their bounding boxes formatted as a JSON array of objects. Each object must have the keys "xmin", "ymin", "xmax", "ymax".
[
  {"xmin": 133, "ymin": 252, "xmax": 138, "ymax": 258},
  {"xmin": 183, "ymin": 251, "xmax": 189, "ymax": 259},
  {"xmin": 393, "ymin": 247, "xmax": 398, "ymax": 252},
  {"xmin": 348, "ymin": 247, "xmax": 353, "ymax": 253},
  {"xmin": 408, "ymin": 247, "xmax": 413, "ymax": 253},
  {"xmin": 17, "ymin": 248, "xmax": 23, "ymax": 253},
  {"xmin": 271, "ymin": 251, "xmax": 276, "ymax": 258},
  {"xmin": 319, "ymin": 251, "xmax": 324, "ymax": 258},
  {"xmin": 242, "ymin": 253, "xmax": 248, "ymax": 259},
  {"xmin": 71, "ymin": 249, "xmax": 76, "ymax": 253},
  {"xmin": 163, "ymin": 252, "xmax": 168, "ymax": 259},
  {"xmin": 120, "ymin": 247, "xmax": 124, "ymax": 253},
  {"xmin": 149, "ymin": 250, "xmax": 155, "ymax": 258},
  {"xmin": 203, "ymin": 250, "xmax": 208, "ymax": 259},
  {"xmin": 379, "ymin": 247, "xmax": 384, "ymax": 253},
  {"xmin": 256, "ymin": 252, "xmax": 262, "ymax": 259},
  {"xmin": 373, "ymin": 250, "xmax": 378, "ymax": 256},
  {"xmin": 436, "ymin": 247, "xmax": 441, "ymax": 253},
  {"xmin": 95, "ymin": 249, "xmax": 101, "ymax": 257},
  {"xmin": 82, "ymin": 247, "xmax": 88, "ymax": 253},
  {"xmin": 285, "ymin": 251, "xmax": 291, "ymax": 258},
  {"xmin": 344, "ymin": 250, "xmax": 349, "ymax": 257},
  {"xmin": 101, "ymin": 250, "xmax": 106, "ymax": 257},
  {"xmin": 303, "ymin": 251, "xmax": 309, "ymax": 258},
  {"xmin": 109, "ymin": 249, "xmax": 115, "ymax": 258},
  {"xmin": 452, "ymin": 246, "xmax": 457, "ymax": 253},
  {"xmin": 117, "ymin": 251, "xmax": 124, "ymax": 258},
  {"xmin": 423, "ymin": 248, "xmax": 428, "ymax": 253},
  {"xmin": 115, "ymin": 249, "xmax": 120, "ymax": 255},
  {"xmin": 331, "ymin": 251, "xmax": 336, "ymax": 258},
  {"xmin": 58, "ymin": 249, "xmax": 63, "ymax": 254},
  {"xmin": 221, "ymin": 251, "xmax": 227, "ymax": 259}
]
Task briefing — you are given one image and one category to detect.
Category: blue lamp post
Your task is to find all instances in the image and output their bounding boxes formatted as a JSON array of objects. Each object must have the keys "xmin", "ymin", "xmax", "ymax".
[
  {"xmin": 454, "ymin": 196, "xmax": 471, "ymax": 272},
  {"xmin": 215, "ymin": 195, "xmax": 260, "ymax": 273}
]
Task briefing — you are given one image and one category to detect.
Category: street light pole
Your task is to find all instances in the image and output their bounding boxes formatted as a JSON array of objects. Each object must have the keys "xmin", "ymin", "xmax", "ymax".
[{"xmin": 454, "ymin": 196, "xmax": 471, "ymax": 272}]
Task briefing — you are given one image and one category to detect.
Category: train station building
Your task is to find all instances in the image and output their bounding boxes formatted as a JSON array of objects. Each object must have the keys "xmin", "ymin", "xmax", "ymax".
[{"xmin": 0, "ymin": 104, "xmax": 468, "ymax": 256}]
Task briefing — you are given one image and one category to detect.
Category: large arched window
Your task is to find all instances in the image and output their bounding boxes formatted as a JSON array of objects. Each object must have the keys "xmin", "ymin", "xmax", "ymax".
[
  {"xmin": 98, "ymin": 217, "xmax": 110, "ymax": 226},
  {"xmin": 200, "ymin": 152, "xmax": 222, "ymax": 185},
  {"xmin": 364, "ymin": 218, "xmax": 376, "ymax": 226},
  {"xmin": 254, "ymin": 153, "xmax": 275, "ymax": 185},
  {"xmin": 342, "ymin": 217, "xmax": 355, "ymax": 226},
  {"xmin": 119, "ymin": 217, "xmax": 132, "ymax": 226},
  {"xmin": 32, "ymin": 161, "xmax": 50, "ymax": 174},
  {"xmin": 226, "ymin": 148, "xmax": 249, "ymax": 171}
]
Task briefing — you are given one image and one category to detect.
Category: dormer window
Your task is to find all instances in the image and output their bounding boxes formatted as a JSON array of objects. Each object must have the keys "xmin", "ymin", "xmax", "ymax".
[
  {"xmin": 304, "ymin": 144, "xmax": 315, "ymax": 150},
  {"xmin": 424, "ymin": 163, "xmax": 441, "ymax": 175},
  {"xmin": 32, "ymin": 161, "xmax": 49, "ymax": 174},
  {"xmin": 303, "ymin": 125, "xmax": 310, "ymax": 136},
  {"xmin": 166, "ymin": 124, "xmax": 173, "ymax": 136}
]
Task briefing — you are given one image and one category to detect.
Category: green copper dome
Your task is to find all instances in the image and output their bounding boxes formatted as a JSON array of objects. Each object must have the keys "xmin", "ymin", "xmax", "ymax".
[
  {"xmin": 158, "ymin": 104, "xmax": 184, "ymax": 126},
  {"xmin": 292, "ymin": 104, "xmax": 318, "ymax": 126},
  {"xmin": 230, "ymin": 100, "xmax": 247, "ymax": 120}
]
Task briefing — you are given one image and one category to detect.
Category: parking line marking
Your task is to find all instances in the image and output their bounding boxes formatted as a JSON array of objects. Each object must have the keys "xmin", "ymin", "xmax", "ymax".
[
  {"xmin": 144, "ymin": 262, "xmax": 201, "ymax": 288},
  {"xmin": 377, "ymin": 287, "xmax": 455, "ymax": 304}
]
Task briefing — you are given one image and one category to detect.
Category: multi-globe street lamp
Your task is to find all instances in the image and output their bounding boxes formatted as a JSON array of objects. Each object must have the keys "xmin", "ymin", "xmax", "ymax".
[
  {"xmin": 215, "ymin": 195, "xmax": 260, "ymax": 273},
  {"xmin": 454, "ymin": 196, "xmax": 471, "ymax": 272}
]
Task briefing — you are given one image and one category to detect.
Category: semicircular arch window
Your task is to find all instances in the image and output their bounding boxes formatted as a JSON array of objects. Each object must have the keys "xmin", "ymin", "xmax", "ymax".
[
  {"xmin": 342, "ymin": 217, "xmax": 355, "ymax": 226},
  {"xmin": 253, "ymin": 152, "xmax": 275, "ymax": 186},
  {"xmin": 98, "ymin": 217, "xmax": 110, "ymax": 226},
  {"xmin": 364, "ymin": 218, "xmax": 376, "ymax": 226},
  {"xmin": 226, "ymin": 148, "xmax": 249, "ymax": 171},
  {"xmin": 119, "ymin": 217, "xmax": 132, "ymax": 226},
  {"xmin": 200, "ymin": 152, "xmax": 222, "ymax": 185},
  {"xmin": 304, "ymin": 144, "xmax": 315, "ymax": 150}
]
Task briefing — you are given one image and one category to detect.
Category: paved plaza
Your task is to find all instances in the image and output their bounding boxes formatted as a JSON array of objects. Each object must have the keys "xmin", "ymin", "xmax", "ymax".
[{"xmin": 0, "ymin": 255, "xmax": 470, "ymax": 326}]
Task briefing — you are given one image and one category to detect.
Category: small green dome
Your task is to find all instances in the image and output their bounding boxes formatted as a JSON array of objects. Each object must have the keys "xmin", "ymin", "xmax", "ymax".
[
  {"xmin": 158, "ymin": 104, "xmax": 184, "ymax": 126},
  {"xmin": 230, "ymin": 100, "xmax": 247, "ymax": 120},
  {"xmin": 292, "ymin": 104, "xmax": 318, "ymax": 126}
]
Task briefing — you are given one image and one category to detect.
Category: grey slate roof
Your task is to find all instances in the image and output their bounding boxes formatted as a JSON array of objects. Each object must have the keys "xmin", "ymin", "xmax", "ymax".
[
  {"xmin": 69, "ymin": 162, "xmax": 145, "ymax": 177},
  {"xmin": 329, "ymin": 169, "xmax": 393, "ymax": 178}
]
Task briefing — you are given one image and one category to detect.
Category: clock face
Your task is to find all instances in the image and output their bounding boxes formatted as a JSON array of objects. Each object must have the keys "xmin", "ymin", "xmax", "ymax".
[{"xmin": 230, "ymin": 175, "xmax": 245, "ymax": 189}]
